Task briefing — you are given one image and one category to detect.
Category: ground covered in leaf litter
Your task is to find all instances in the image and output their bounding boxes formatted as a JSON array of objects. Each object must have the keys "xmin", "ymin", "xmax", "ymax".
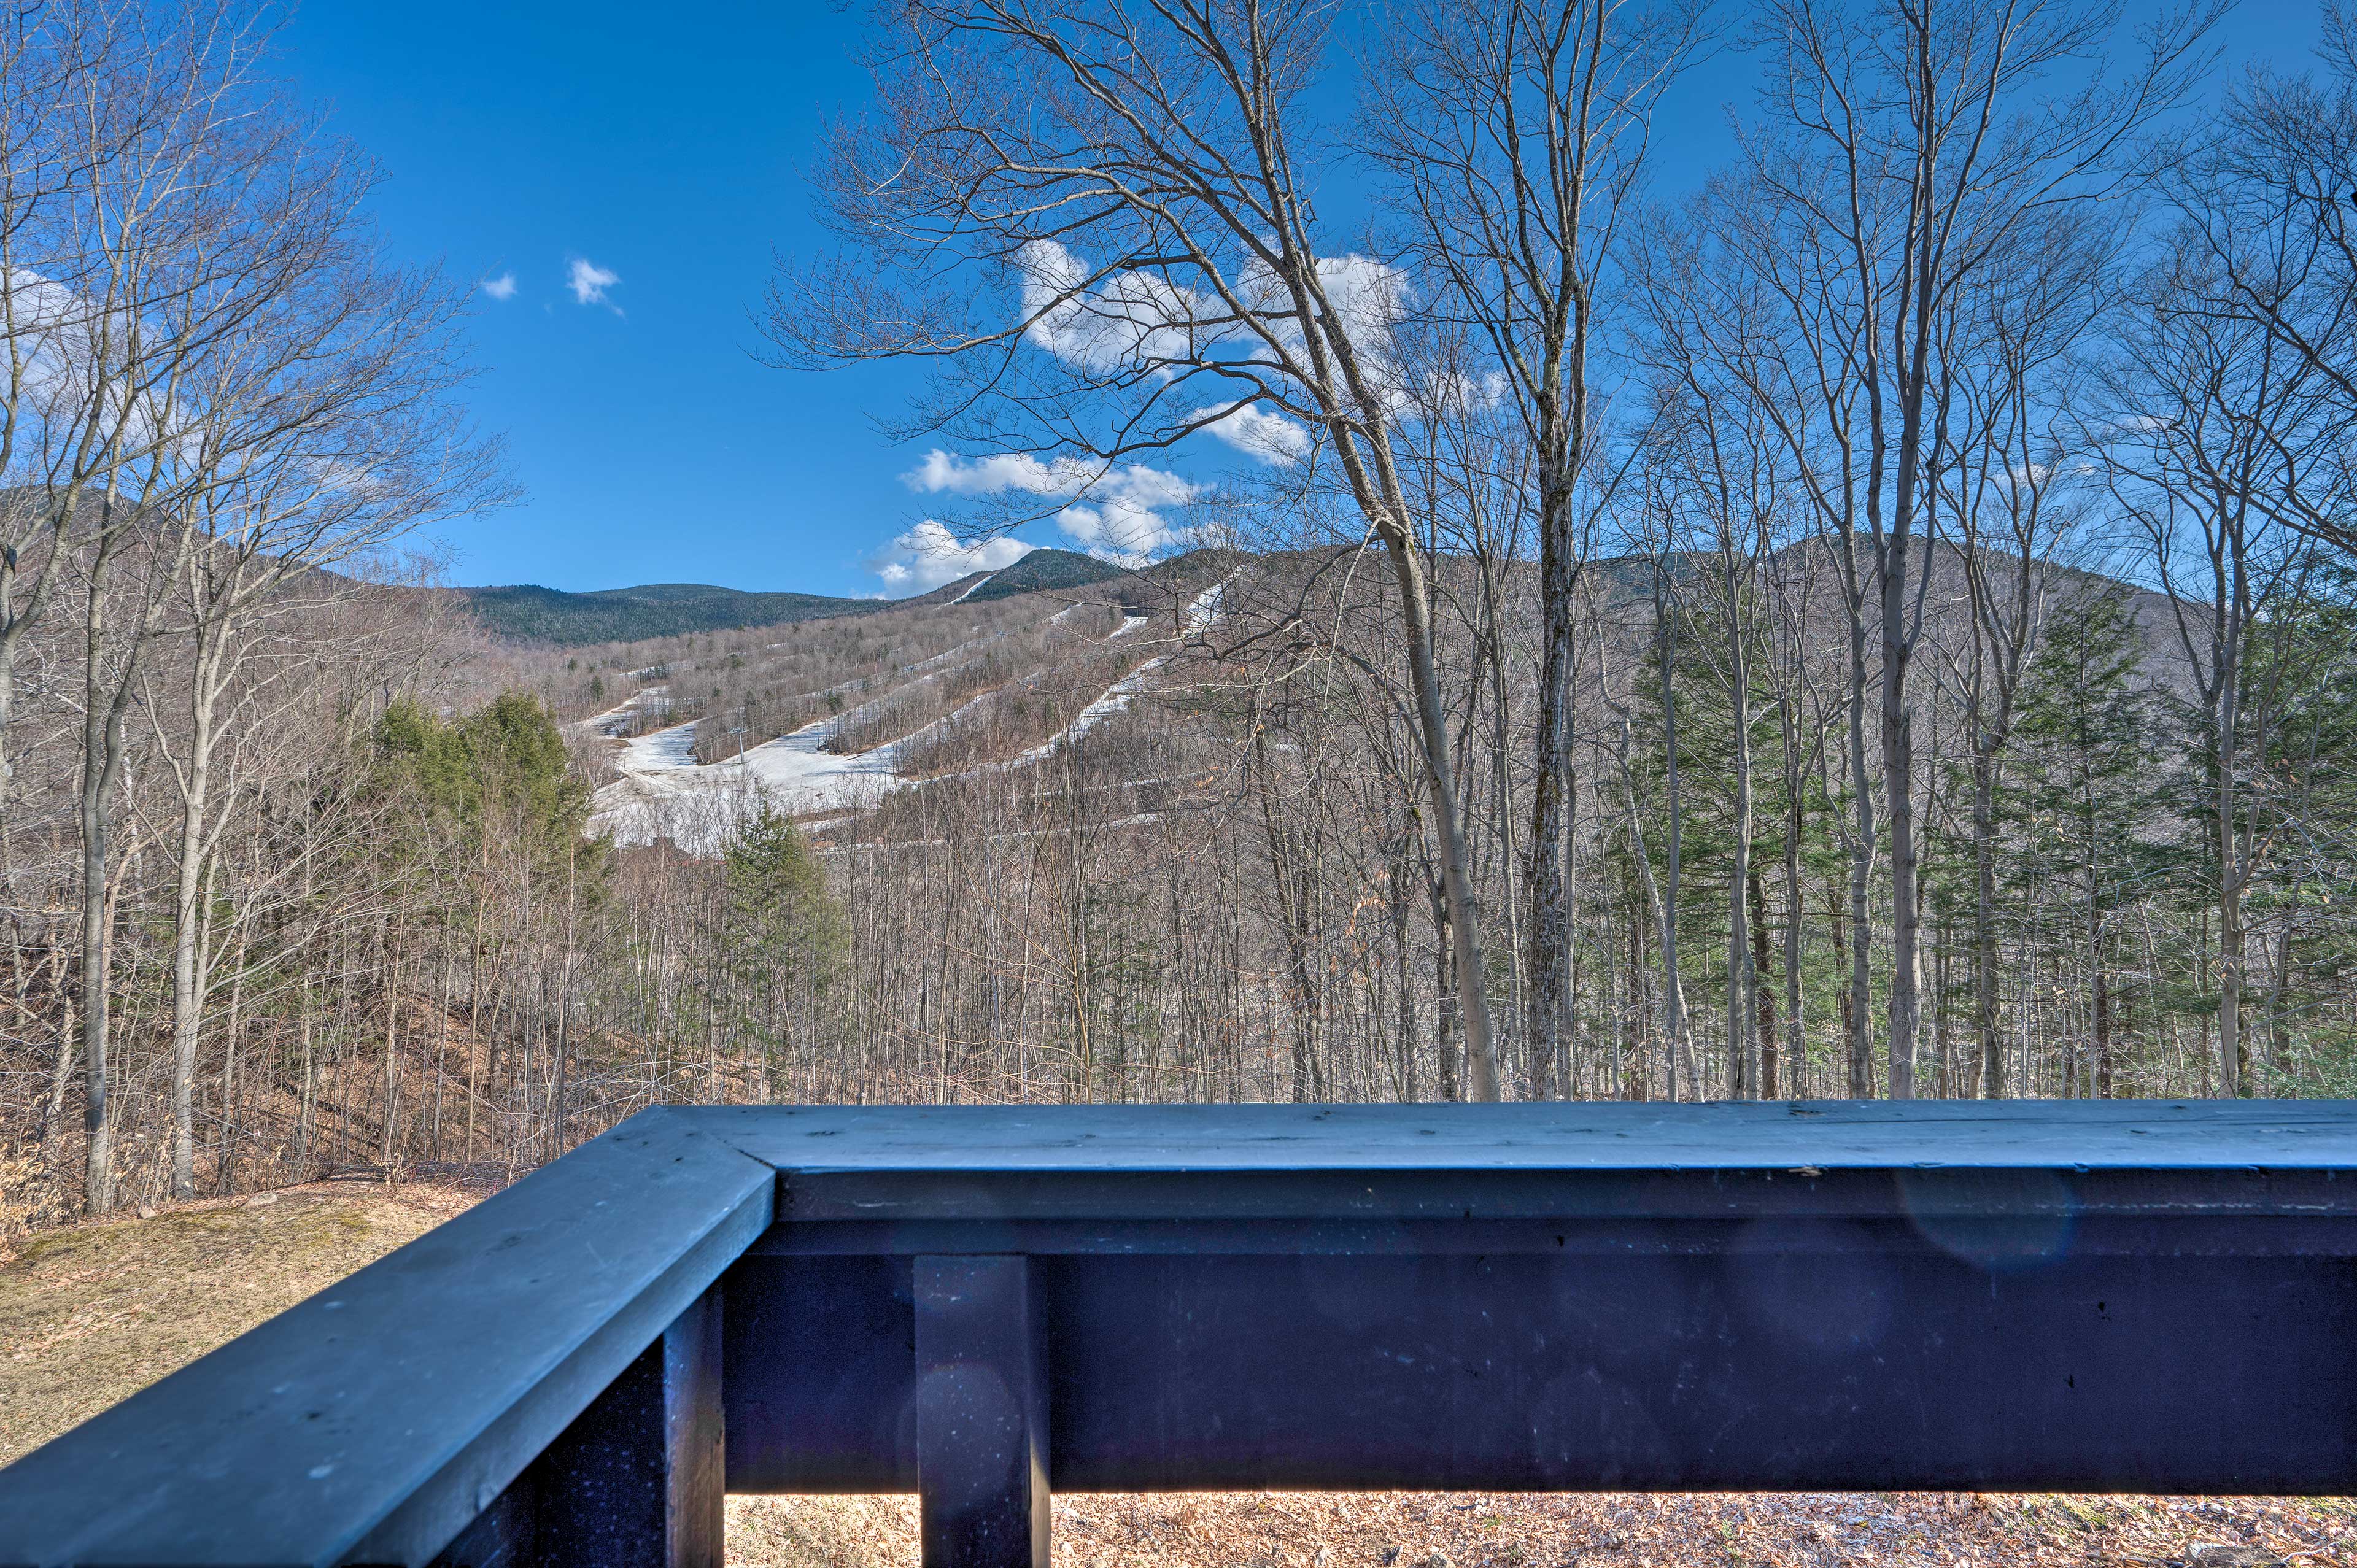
[
  {"xmin": 727, "ymin": 1489, "xmax": 2351, "ymax": 1568},
  {"xmin": 4, "ymin": 1178, "xmax": 2348, "ymax": 1567}
]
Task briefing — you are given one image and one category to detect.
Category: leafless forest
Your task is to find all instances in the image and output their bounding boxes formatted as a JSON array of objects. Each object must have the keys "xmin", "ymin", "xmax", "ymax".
[{"xmin": 6, "ymin": 0, "xmax": 2357, "ymax": 1226}]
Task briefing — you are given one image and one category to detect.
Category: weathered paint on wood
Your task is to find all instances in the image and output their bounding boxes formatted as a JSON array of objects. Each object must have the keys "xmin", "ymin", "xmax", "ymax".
[
  {"xmin": 914, "ymin": 1258, "xmax": 1048, "ymax": 1568},
  {"xmin": 0, "ymin": 1101, "xmax": 2351, "ymax": 1568},
  {"xmin": 424, "ymin": 1289, "xmax": 724, "ymax": 1568},
  {"xmin": 0, "ymin": 1110, "xmax": 768, "ymax": 1568},
  {"xmin": 684, "ymin": 1100, "xmax": 2357, "ymax": 1174}
]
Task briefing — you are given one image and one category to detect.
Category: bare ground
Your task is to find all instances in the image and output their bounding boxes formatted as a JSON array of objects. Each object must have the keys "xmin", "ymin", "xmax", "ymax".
[{"xmin": 6, "ymin": 1185, "xmax": 2350, "ymax": 1568}]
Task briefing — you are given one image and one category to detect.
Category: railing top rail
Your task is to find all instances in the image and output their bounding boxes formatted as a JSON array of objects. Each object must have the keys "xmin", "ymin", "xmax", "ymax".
[
  {"xmin": 0, "ymin": 1110, "xmax": 771, "ymax": 1568},
  {"xmin": 682, "ymin": 1099, "xmax": 2357, "ymax": 1173},
  {"xmin": 3, "ymin": 1100, "xmax": 2353, "ymax": 1568}
]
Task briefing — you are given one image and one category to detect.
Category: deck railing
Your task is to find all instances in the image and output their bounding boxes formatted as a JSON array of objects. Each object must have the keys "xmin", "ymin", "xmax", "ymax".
[{"xmin": 2, "ymin": 1101, "xmax": 2352, "ymax": 1567}]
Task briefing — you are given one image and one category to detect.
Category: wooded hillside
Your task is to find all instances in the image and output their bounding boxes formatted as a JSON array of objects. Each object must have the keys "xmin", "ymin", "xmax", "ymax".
[{"xmin": 6, "ymin": 0, "xmax": 2357, "ymax": 1229}]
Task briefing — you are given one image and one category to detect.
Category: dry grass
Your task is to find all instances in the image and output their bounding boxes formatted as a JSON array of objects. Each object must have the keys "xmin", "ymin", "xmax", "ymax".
[
  {"xmin": 0, "ymin": 1179, "xmax": 476, "ymax": 1465},
  {"xmin": 6, "ymin": 1189, "xmax": 2350, "ymax": 1568}
]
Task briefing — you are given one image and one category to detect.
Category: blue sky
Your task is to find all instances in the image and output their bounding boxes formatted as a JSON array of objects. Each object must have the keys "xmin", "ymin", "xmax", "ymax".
[
  {"xmin": 282, "ymin": 2, "xmax": 928, "ymax": 596},
  {"xmin": 281, "ymin": 1, "xmax": 2325, "ymax": 598}
]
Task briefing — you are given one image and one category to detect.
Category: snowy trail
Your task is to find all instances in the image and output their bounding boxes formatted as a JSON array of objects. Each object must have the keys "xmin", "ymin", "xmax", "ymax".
[
  {"xmin": 1184, "ymin": 576, "xmax": 1229, "ymax": 631},
  {"xmin": 573, "ymin": 684, "xmax": 675, "ymax": 740},
  {"xmin": 983, "ymin": 576, "xmax": 1231, "ymax": 771},
  {"xmin": 1001, "ymin": 658, "xmax": 1169, "ymax": 768},
  {"xmin": 589, "ymin": 573, "xmax": 1235, "ymax": 855},
  {"xmin": 618, "ymin": 720, "xmax": 699, "ymax": 769},
  {"xmin": 591, "ymin": 711, "xmax": 911, "ymax": 853}
]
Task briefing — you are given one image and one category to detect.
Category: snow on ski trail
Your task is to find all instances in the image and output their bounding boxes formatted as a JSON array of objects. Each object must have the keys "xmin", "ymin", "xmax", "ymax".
[
  {"xmin": 991, "ymin": 574, "xmax": 1233, "ymax": 770},
  {"xmin": 590, "ymin": 573, "xmax": 1235, "ymax": 855},
  {"xmin": 1001, "ymin": 658, "xmax": 1169, "ymax": 769},
  {"xmin": 1183, "ymin": 575, "xmax": 1229, "ymax": 632},
  {"xmin": 619, "ymin": 720, "xmax": 700, "ymax": 770},
  {"xmin": 592, "ymin": 711, "xmax": 912, "ymax": 854},
  {"xmin": 575, "ymin": 684, "xmax": 670, "ymax": 735}
]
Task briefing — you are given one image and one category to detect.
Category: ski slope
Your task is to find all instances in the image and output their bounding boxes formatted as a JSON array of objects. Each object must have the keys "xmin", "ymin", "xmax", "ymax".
[
  {"xmin": 591, "ymin": 713, "xmax": 911, "ymax": 854},
  {"xmin": 587, "ymin": 573, "xmax": 1233, "ymax": 855}
]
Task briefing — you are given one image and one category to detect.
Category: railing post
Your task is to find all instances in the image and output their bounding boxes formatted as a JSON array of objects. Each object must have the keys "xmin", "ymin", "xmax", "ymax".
[
  {"xmin": 430, "ymin": 1288, "xmax": 725, "ymax": 1568},
  {"xmin": 914, "ymin": 1256, "xmax": 1050, "ymax": 1568}
]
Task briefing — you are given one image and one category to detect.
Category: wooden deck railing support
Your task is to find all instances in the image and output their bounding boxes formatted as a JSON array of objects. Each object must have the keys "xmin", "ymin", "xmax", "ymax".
[
  {"xmin": 428, "ymin": 1291, "xmax": 726, "ymax": 1568},
  {"xmin": 1, "ymin": 1101, "xmax": 2351, "ymax": 1568},
  {"xmin": 913, "ymin": 1257, "xmax": 1050, "ymax": 1568}
]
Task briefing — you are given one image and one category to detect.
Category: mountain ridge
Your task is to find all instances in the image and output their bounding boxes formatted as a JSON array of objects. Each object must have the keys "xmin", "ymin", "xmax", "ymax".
[{"xmin": 458, "ymin": 547, "xmax": 1128, "ymax": 645}]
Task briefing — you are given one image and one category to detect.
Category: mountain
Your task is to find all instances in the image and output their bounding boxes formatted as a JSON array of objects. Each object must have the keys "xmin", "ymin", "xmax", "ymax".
[
  {"xmin": 959, "ymin": 547, "xmax": 1126, "ymax": 601},
  {"xmin": 461, "ymin": 550, "xmax": 1124, "ymax": 645},
  {"xmin": 458, "ymin": 582, "xmax": 888, "ymax": 646}
]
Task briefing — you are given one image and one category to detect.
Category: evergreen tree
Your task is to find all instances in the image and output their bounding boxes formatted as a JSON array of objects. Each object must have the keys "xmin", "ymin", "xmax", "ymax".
[
  {"xmin": 2011, "ymin": 587, "xmax": 2163, "ymax": 1096},
  {"xmin": 712, "ymin": 805, "xmax": 845, "ymax": 1097},
  {"xmin": 1628, "ymin": 584, "xmax": 1848, "ymax": 1097},
  {"xmin": 2237, "ymin": 567, "xmax": 2357, "ymax": 1094}
]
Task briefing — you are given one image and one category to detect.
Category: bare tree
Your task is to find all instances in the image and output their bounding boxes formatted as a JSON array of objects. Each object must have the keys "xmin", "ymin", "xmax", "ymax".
[
  {"xmin": 48, "ymin": 2, "xmax": 298, "ymax": 1210},
  {"xmin": 2166, "ymin": 14, "xmax": 2357, "ymax": 531},
  {"xmin": 149, "ymin": 220, "xmax": 497, "ymax": 1199},
  {"xmin": 12, "ymin": 0, "xmax": 487, "ymax": 1208},
  {"xmin": 2102, "ymin": 224, "xmax": 2344, "ymax": 1097},
  {"xmin": 772, "ymin": 1, "xmax": 1508, "ymax": 1093},
  {"xmin": 1935, "ymin": 211, "xmax": 2105, "ymax": 1097},
  {"xmin": 1672, "ymin": 0, "xmax": 2212, "ymax": 1095},
  {"xmin": 1639, "ymin": 336, "xmax": 1797, "ymax": 1097},
  {"xmin": 1360, "ymin": 0, "xmax": 1707, "ymax": 1097}
]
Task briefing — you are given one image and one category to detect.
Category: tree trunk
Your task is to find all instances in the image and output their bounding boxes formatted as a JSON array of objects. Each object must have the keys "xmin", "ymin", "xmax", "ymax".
[
  {"xmin": 79, "ymin": 545, "xmax": 121, "ymax": 1215},
  {"xmin": 1525, "ymin": 479, "xmax": 1579, "ymax": 1103},
  {"xmin": 1726, "ymin": 575, "xmax": 1756, "ymax": 1099},
  {"xmin": 1882, "ymin": 563, "xmax": 1921, "ymax": 1100},
  {"xmin": 169, "ymin": 636, "xmax": 225, "ymax": 1199},
  {"xmin": 2216, "ymin": 647, "xmax": 2248, "ymax": 1096},
  {"xmin": 1844, "ymin": 627, "xmax": 1876, "ymax": 1099},
  {"xmin": 2092, "ymin": 935, "xmax": 2113, "ymax": 1100},
  {"xmin": 1750, "ymin": 864, "xmax": 1779, "ymax": 1100},
  {"xmin": 1373, "ymin": 521, "xmax": 1500, "ymax": 1099},
  {"xmin": 1974, "ymin": 751, "xmax": 2004, "ymax": 1099},
  {"xmin": 1782, "ymin": 694, "xmax": 1806, "ymax": 1100}
]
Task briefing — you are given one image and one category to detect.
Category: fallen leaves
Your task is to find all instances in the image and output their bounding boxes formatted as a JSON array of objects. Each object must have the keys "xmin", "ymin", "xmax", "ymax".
[{"xmin": 724, "ymin": 1492, "xmax": 2354, "ymax": 1568}]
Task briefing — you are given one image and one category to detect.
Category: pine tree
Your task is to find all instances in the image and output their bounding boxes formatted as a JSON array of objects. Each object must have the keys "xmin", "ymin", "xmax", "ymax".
[
  {"xmin": 2011, "ymin": 587, "xmax": 2162, "ymax": 1096},
  {"xmin": 713, "ymin": 805, "xmax": 845, "ymax": 1099},
  {"xmin": 2236, "ymin": 566, "xmax": 2357, "ymax": 1094}
]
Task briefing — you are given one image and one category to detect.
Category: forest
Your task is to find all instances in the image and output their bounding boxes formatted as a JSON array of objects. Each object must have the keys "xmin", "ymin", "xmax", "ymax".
[{"xmin": 4, "ymin": 0, "xmax": 2356, "ymax": 1227}]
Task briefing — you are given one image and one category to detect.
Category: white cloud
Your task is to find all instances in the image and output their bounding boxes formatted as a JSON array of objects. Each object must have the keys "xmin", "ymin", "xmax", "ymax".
[
  {"xmin": 1235, "ymin": 249, "xmax": 1416, "ymax": 415},
  {"xmin": 1013, "ymin": 239, "xmax": 1420, "ymax": 433},
  {"xmin": 902, "ymin": 448, "xmax": 1199, "ymax": 562},
  {"xmin": 1231, "ymin": 248, "xmax": 1410, "ymax": 354},
  {"xmin": 1018, "ymin": 239, "xmax": 1411, "ymax": 380},
  {"xmin": 1199, "ymin": 401, "xmax": 1312, "ymax": 465},
  {"xmin": 3, "ymin": 267, "xmax": 182, "ymax": 459},
  {"xmin": 1311, "ymin": 252, "xmax": 1411, "ymax": 350},
  {"xmin": 872, "ymin": 519, "xmax": 1036, "ymax": 595},
  {"xmin": 906, "ymin": 449, "xmax": 1073, "ymax": 497},
  {"xmin": 1018, "ymin": 239, "xmax": 1211, "ymax": 374},
  {"xmin": 1051, "ymin": 501, "xmax": 1173, "ymax": 561},
  {"xmin": 481, "ymin": 272, "xmax": 517, "ymax": 301},
  {"xmin": 567, "ymin": 257, "xmax": 621, "ymax": 308}
]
